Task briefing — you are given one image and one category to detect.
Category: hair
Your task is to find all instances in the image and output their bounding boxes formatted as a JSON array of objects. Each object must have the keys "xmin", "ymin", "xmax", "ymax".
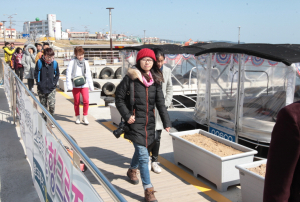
[
  {"xmin": 35, "ymin": 43, "xmax": 42, "ymax": 47},
  {"xmin": 29, "ymin": 48, "xmax": 34, "ymax": 52},
  {"xmin": 136, "ymin": 59, "xmax": 164, "ymax": 84},
  {"xmin": 74, "ymin": 46, "xmax": 85, "ymax": 56},
  {"xmin": 23, "ymin": 45, "xmax": 27, "ymax": 49},
  {"xmin": 5, "ymin": 42, "xmax": 10, "ymax": 46},
  {"xmin": 16, "ymin": 47, "xmax": 22, "ymax": 53},
  {"xmin": 43, "ymin": 42, "xmax": 50, "ymax": 47},
  {"xmin": 11, "ymin": 42, "xmax": 14, "ymax": 45},
  {"xmin": 153, "ymin": 48, "xmax": 165, "ymax": 60},
  {"xmin": 43, "ymin": 48, "xmax": 54, "ymax": 56}
]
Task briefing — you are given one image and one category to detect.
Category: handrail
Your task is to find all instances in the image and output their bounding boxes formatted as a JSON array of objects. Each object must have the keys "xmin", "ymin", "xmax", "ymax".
[
  {"xmin": 2, "ymin": 59, "xmax": 126, "ymax": 202},
  {"xmin": 188, "ymin": 67, "xmax": 197, "ymax": 88}
]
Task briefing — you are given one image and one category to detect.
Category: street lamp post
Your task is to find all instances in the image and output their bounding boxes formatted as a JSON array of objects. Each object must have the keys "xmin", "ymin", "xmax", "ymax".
[
  {"xmin": 4, "ymin": 13, "xmax": 17, "ymax": 39},
  {"xmin": 144, "ymin": 30, "xmax": 146, "ymax": 44},
  {"xmin": 106, "ymin": 8, "xmax": 114, "ymax": 51}
]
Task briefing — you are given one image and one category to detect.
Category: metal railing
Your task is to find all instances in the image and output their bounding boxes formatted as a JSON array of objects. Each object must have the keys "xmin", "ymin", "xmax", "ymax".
[{"xmin": 1, "ymin": 58, "xmax": 127, "ymax": 202}]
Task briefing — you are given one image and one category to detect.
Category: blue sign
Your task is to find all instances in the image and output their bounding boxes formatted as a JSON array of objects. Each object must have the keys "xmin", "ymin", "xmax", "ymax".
[
  {"xmin": 22, "ymin": 34, "xmax": 30, "ymax": 37},
  {"xmin": 209, "ymin": 123, "xmax": 236, "ymax": 142}
]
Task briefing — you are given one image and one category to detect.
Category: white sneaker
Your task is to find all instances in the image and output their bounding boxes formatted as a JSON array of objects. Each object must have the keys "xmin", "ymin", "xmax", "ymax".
[
  {"xmin": 151, "ymin": 162, "xmax": 162, "ymax": 174},
  {"xmin": 148, "ymin": 157, "xmax": 151, "ymax": 171},
  {"xmin": 51, "ymin": 124, "xmax": 55, "ymax": 128},
  {"xmin": 75, "ymin": 115, "xmax": 80, "ymax": 124},
  {"xmin": 83, "ymin": 116, "xmax": 89, "ymax": 125}
]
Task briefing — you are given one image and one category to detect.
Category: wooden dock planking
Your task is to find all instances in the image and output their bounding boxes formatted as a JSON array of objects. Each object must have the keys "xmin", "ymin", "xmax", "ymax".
[{"xmin": 48, "ymin": 89, "xmax": 213, "ymax": 202}]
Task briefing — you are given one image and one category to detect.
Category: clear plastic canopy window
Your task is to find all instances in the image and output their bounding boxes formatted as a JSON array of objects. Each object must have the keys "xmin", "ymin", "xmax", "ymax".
[
  {"xmin": 121, "ymin": 50, "xmax": 199, "ymax": 88},
  {"xmin": 194, "ymin": 53, "xmax": 299, "ymax": 143}
]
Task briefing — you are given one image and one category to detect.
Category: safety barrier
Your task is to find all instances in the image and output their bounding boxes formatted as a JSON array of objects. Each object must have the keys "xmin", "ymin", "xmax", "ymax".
[{"xmin": 1, "ymin": 59, "xmax": 126, "ymax": 202}]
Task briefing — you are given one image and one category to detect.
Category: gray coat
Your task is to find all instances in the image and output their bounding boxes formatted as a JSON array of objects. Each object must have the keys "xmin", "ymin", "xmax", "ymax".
[
  {"xmin": 21, "ymin": 44, "xmax": 37, "ymax": 79},
  {"xmin": 155, "ymin": 65, "xmax": 173, "ymax": 130}
]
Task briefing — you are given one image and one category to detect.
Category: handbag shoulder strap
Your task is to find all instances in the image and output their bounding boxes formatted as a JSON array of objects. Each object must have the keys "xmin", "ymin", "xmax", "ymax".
[
  {"xmin": 129, "ymin": 79, "xmax": 134, "ymax": 107},
  {"xmin": 71, "ymin": 59, "xmax": 77, "ymax": 79}
]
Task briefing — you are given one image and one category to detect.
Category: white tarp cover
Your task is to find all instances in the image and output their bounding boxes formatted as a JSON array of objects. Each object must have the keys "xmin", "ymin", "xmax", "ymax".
[{"xmin": 194, "ymin": 53, "xmax": 298, "ymax": 143}]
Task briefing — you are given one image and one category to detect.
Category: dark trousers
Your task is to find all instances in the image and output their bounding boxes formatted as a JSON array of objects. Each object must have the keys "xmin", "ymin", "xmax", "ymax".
[
  {"xmin": 28, "ymin": 79, "xmax": 34, "ymax": 91},
  {"xmin": 148, "ymin": 130, "xmax": 162, "ymax": 162},
  {"xmin": 15, "ymin": 68, "xmax": 24, "ymax": 82}
]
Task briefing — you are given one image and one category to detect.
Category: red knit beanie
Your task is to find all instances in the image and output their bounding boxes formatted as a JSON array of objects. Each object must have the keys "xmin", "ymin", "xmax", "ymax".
[{"xmin": 136, "ymin": 48, "xmax": 156, "ymax": 63}]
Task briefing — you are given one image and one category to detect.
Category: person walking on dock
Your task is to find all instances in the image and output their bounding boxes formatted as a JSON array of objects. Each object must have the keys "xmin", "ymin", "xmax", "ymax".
[
  {"xmin": 35, "ymin": 43, "xmax": 42, "ymax": 53},
  {"xmin": 22, "ymin": 44, "xmax": 37, "ymax": 92},
  {"xmin": 34, "ymin": 48, "xmax": 60, "ymax": 127},
  {"xmin": 115, "ymin": 48, "xmax": 171, "ymax": 202},
  {"xmin": 148, "ymin": 49, "xmax": 173, "ymax": 174},
  {"xmin": 11, "ymin": 47, "xmax": 24, "ymax": 81},
  {"xmin": 35, "ymin": 42, "xmax": 49, "ymax": 63},
  {"xmin": 66, "ymin": 46, "xmax": 94, "ymax": 125},
  {"xmin": 10, "ymin": 42, "xmax": 15, "ymax": 50},
  {"xmin": 3, "ymin": 42, "xmax": 15, "ymax": 67}
]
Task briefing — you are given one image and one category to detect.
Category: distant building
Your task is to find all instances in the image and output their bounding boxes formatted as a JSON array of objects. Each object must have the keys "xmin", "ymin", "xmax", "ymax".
[
  {"xmin": 142, "ymin": 37, "xmax": 160, "ymax": 43},
  {"xmin": 0, "ymin": 26, "xmax": 17, "ymax": 39},
  {"xmin": 23, "ymin": 14, "xmax": 67, "ymax": 39}
]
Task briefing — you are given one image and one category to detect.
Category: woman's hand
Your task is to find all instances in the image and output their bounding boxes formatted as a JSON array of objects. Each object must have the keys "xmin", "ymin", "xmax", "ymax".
[
  {"xmin": 165, "ymin": 127, "xmax": 170, "ymax": 132},
  {"xmin": 127, "ymin": 115, "xmax": 135, "ymax": 124}
]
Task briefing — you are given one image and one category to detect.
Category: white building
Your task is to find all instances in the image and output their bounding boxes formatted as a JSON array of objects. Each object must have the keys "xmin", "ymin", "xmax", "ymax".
[
  {"xmin": 23, "ymin": 14, "xmax": 66, "ymax": 39},
  {"xmin": 0, "ymin": 24, "xmax": 17, "ymax": 39}
]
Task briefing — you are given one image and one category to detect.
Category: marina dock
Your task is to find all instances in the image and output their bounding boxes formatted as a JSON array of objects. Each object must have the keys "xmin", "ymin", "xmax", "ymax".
[{"xmin": 0, "ymin": 81, "xmax": 242, "ymax": 201}]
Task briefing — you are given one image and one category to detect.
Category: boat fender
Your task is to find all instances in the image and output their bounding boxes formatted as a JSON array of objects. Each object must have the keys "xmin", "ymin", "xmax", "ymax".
[
  {"xmin": 114, "ymin": 67, "xmax": 122, "ymax": 79},
  {"xmin": 102, "ymin": 82, "xmax": 116, "ymax": 95},
  {"xmin": 99, "ymin": 67, "xmax": 114, "ymax": 79}
]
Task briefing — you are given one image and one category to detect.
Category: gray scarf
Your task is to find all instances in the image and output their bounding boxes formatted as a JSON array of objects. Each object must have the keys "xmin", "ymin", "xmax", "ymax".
[{"xmin": 72, "ymin": 58, "xmax": 86, "ymax": 79}]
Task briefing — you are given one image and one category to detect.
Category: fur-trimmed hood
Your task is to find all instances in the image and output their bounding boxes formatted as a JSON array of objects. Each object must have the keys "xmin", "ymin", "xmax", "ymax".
[
  {"xmin": 24, "ymin": 44, "xmax": 37, "ymax": 56},
  {"xmin": 127, "ymin": 66, "xmax": 143, "ymax": 83}
]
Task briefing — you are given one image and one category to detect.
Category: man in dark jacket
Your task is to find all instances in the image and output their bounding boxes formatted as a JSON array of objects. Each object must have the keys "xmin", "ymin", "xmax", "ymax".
[
  {"xmin": 264, "ymin": 101, "xmax": 300, "ymax": 202},
  {"xmin": 34, "ymin": 48, "xmax": 60, "ymax": 126}
]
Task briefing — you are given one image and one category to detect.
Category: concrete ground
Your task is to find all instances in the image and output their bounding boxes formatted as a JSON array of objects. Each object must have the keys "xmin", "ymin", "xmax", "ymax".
[{"xmin": 0, "ymin": 86, "xmax": 39, "ymax": 202}]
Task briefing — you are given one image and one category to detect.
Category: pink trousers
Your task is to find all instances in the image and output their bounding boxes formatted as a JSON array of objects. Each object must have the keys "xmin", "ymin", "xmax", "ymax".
[{"xmin": 72, "ymin": 87, "xmax": 89, "ymax": 116}]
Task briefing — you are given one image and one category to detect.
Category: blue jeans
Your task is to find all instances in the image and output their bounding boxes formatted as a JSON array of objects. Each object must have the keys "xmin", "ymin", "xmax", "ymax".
[{"xmin": 130, "ymin": 142, "xmax": 152, "ymax": 189}]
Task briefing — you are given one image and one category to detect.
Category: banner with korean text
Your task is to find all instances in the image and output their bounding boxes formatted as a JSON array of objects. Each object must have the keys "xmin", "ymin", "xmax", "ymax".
[{"xmin": 8, "ymin": 76, "xmax": 104, "ymax": 202}]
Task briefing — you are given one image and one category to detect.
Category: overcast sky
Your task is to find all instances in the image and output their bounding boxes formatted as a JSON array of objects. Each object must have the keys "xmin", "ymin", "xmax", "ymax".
[{"xmin": 7, "ymin": 0, "xmax": 300, "ymax": 43}]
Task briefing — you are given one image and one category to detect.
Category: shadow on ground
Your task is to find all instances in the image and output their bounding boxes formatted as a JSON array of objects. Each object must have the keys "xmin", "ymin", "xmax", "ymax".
[{"xmin": 82, "ymin": 146, "xmax": 145, "ymax": 201}]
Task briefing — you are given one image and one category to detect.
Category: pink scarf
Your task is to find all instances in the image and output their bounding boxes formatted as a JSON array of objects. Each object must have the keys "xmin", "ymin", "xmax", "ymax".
[
  {"xmin": 142, "ymin": 71, "xmax": 154, "ymax": 87},
  {"xmin": 16, "ymin": 53, "xmax": 22, "ymax": 64}
]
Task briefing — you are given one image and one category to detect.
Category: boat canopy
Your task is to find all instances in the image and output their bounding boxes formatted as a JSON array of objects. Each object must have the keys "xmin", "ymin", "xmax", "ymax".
[
  {"xmin": 194, "ymin": 43, "xmax": 300, "ymax": 66},
  {"xmin": 122, "ymin": 44, "xmax": 201, "ymax": 54}
]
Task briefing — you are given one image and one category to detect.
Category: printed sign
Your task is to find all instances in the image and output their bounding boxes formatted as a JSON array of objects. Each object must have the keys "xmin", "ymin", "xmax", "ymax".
[
  {"xmin": 209, "ymin": 122, "xmax": 236, "ymax": 142},
  {"xmin": 5, "ymin": 71, "xmax": 104, "ymax": 202}
]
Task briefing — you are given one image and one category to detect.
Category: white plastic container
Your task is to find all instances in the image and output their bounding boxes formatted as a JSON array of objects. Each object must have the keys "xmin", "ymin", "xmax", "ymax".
[
  {"xmin": 109, "ymin": 103, "xmax": 122, "ymax": 126},
  {"xmin": 80, "ymin": 89, "xmax": 101, "ymax": 105},
  {"xmin": 63, "ymin": 60, "xmax": 70, "ymax": 66},
  {"xmin": 235, "ymin": 159, "xmax": 267, "ymax": 202},
  {"xmin": 170, "ymin": 129, "xmax": 257, "ymax": 191},
  {"xmin": 94, "ymin": 59, "xmax": 106, "ymax": 65},
  {"xmin": 58, "ymin": 78, "xmax": 68, "ymax": 92}
]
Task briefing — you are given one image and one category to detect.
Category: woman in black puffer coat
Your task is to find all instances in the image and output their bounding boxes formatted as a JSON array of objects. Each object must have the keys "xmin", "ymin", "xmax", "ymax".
[{"xmin": 115, "ymin": 48, "xmax": 171, "ymax": 202}]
